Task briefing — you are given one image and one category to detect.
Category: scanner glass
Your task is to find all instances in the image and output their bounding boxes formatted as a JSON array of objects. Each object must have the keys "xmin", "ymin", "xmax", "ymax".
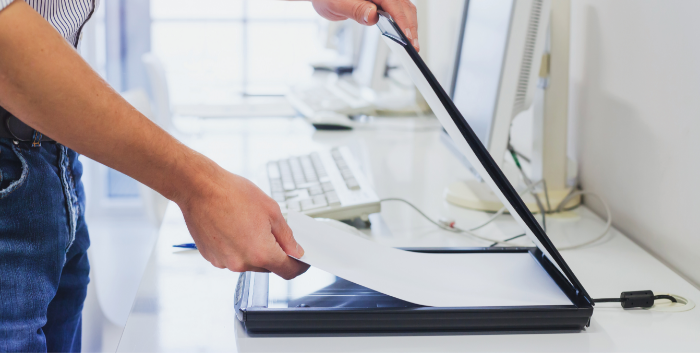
[{"xmin": 268, "ymin": 267, "xmax": 420, "ymax": 309}]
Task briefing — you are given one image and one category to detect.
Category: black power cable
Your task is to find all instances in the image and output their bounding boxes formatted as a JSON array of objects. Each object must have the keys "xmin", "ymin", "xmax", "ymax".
[
  {"xmin": 593, "ymin": 291, "xmax": 677, "ymax": 308},
  {"xmin": 507, "ymin": 145, "xmax": 546, "ymax": 232}
]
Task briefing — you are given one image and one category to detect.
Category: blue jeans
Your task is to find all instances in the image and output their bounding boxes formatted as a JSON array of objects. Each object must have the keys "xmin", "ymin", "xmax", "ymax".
[{"xmin": 0, "ymin": 138, "xmax": 89, "ymax": 352}]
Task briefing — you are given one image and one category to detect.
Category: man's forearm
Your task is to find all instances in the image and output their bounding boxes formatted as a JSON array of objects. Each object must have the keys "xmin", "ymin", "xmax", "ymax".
[{"xmin": 0, "ymin": 0, "xmax": 213, "ymax": 203}]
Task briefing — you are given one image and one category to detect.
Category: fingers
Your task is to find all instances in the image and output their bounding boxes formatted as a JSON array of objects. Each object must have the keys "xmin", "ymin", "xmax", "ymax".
[
  {"xmin": 244, "ymin": 266, "xmax": 270, "ymax": 273},
  {"xmin": 358, "ymin": 1, "xmax": 379, "ymax": 26},
  {"xmin": 212, "ymin": 252, "xmax": 272, "ymax": 273},
  {"xmin": 200, "ymin": 246, "xmax": 269, "ymax": 272},
  {"xmin": 264, "ymin": 247, "xmax": 311, "ymax": 280},
  {"xmin": 237, "ymin": 212, "xmax": 308, "ymax": 279},
  {"xmin": 311, "ymin": 0, "xmax": 348, "ymax": 21},
  {"xmin": 324, "ymin": 0, "xmax": 379, "ymax": 25},
  {"xmin": 253, "ymin": 214, "xmax": 309, "ymax": 279},
  {"xmin": 269, "ymin": 211, "xmax": 305, "ymax": 259},
  {"xmin": 404, "ymin": 0, "xmax": 419, "ymax": 51},
  {"xmin": 374, "ymin": 0, "xmax": 419, "ymax": 51}
]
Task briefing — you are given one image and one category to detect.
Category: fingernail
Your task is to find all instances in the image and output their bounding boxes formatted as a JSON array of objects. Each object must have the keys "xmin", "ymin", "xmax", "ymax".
[
  {"xmin": 405, "ymin": 28, "xmax": 413, "ymax": 40},
  {"xmin": 363, "ymin": 7, "xmax": 371, "ymax": 24},
  {"xmin": 296, "ymin": 243, "xmax": 305, "ymax": 257},
  {"xmin": 413, "ymin": 38, "xmax": 420, "ymax": 51}
]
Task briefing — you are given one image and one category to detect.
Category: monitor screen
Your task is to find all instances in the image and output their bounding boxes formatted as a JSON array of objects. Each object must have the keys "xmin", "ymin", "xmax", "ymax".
[
  {"xmin": 352, "ymin": 26, "xmax": 383, "ymax": 89},
  {"xmin": 451, "ymin": 0, "xmax": 514, "ymax": 148}
]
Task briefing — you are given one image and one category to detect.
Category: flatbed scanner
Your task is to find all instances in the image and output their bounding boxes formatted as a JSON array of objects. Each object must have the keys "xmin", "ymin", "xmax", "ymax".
[{"xmin": 235, "ymin": 10, "xmax": 594, "ymax": 334}]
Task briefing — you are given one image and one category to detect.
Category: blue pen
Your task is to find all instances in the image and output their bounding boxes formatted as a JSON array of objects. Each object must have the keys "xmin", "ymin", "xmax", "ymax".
[{"xmin": 173, "ymin": 243, "xmax": 197, "ymax": 249}]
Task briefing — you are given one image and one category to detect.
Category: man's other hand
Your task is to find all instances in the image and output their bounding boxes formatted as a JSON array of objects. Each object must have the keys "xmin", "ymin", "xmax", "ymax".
[{"xmin": 309, "ymin": 0, "xmax": 419, "ymax": 51}]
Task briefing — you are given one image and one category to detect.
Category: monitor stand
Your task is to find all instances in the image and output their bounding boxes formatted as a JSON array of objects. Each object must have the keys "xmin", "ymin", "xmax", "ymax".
[{"xmin": 444, "ymin": 179, "xmax": 580, "ymax": 213}]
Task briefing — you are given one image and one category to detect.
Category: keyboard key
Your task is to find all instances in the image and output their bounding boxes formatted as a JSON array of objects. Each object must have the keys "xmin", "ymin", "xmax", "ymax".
[
  {"xmin": 305, "ymin": 173, "xmax": 318, "ymax": 183},
  {"xmin": 309, "ymin": 185, "xmax": 323, "ymax": 196},
  {"xmin": 296, "ymin": 182, "xmax": 319, "ymax": 189},
  {"xmin": 311, "ymin": 153, "xmax": 326, "ymax": 173},
  {"xmin": 321, "ymin": 182, "xmax": 334, "ymax": 192},
  {"xmin": 278, "ymin": 160, "xmax": 296, "ymax": 191},
  {"xmin": 289, "ymin": 158, "xmax": 306, "ymax": 186},
  {"xmin": 345, "ymin": 177, "xmax": 360, "ymax": 190},
  {"xmin": 290, "ymin": 188, "xmax": 310, "ymax": 200},
  {"xmin": 312, "ymin": 195, "xmax": 328, "ymax": 208},
  {"xmin": 300, "ymin": 199, "xmax": 314, "ymax": 211},
  {"xmin": 340, "ymin": 168, "xmax": 354, "ymax": 180},
  {"xmin": 325, "ymin": 191, "xmax": 341, "ymax": 206},
  {"xmin": 301, "ymin": 198, "xmax": 326, "ymax": 211},
  {"xmin": 287, "ymin": 200, "xmax": 301, "ymax": 212},
  {"xmin": 300, "ymin": 156, "xmax": 318, "ymax": 183},
  {"xmin": 335, "ymin": 159, "xmax": 348, "ymax": 169},
  {"xmin": 270, "ymin": 179, "xmax": 283, "ymax": 193},
  {"xmin": 272, "ymin": 192, "xmax": 286, "ymax": 202}
]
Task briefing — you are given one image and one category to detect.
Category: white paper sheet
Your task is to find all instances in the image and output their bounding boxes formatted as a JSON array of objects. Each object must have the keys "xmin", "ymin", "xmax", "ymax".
[{"xmin": 288, "ymin": 212, "xmax": 572, "ymax": 307}]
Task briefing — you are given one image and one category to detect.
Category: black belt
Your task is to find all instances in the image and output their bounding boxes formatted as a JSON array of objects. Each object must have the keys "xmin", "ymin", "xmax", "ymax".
[{"xmin": 0, "ymin": 106, "xmax": 54, "ymax": 145}]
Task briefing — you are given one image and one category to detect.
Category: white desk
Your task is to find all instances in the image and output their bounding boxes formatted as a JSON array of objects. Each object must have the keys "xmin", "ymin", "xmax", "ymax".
[{"xmin": 117, "ymin": 117, "xmax": 700, "ymax": 352}]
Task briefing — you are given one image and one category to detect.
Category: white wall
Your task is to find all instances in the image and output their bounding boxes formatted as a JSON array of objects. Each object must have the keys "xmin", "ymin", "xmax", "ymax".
[{"xmin": 569, "ymin": 0, "xmax": 700, "ymax": 286}]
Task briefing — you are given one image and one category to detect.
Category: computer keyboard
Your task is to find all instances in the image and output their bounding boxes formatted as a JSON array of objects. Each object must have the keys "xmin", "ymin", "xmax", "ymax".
[
  {"xmin": 286, "ymin": 82, "xmax": 374, "ymax": 118},
  {"xmin": 266, "ymin": 146, "xmax": 380, "ymax": 221}
]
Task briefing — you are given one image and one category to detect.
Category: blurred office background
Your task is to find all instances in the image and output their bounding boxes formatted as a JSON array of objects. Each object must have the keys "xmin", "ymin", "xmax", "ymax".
[{"xmin": 75, "ymin": 0, "xmax": 700, "ymax": 351}]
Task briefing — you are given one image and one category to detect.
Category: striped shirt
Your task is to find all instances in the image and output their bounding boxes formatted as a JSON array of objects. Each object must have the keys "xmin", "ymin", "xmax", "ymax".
[{"xmin": 0, "ymin": 0, "xmax": 96, "ymax": 47}]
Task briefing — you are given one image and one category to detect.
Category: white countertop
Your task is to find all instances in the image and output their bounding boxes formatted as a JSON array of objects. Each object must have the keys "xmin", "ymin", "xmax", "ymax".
[{"xmin": 117, "ymin": 117, "xmax": 700, "ymax": 352}]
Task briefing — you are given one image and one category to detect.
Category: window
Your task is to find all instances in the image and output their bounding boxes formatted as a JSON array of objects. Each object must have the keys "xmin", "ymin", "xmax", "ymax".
[{"xmin": 151, "ymin": 0, "xmax": 324, "ymax": 105}]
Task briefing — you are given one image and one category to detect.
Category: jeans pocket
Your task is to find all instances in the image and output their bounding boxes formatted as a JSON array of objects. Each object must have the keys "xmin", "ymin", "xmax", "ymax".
[{"xmin": 0, "ymin": 143, "xmax": 29, "ymax": 199}]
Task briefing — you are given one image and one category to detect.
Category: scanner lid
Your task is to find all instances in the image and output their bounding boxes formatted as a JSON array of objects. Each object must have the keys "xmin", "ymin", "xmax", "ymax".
[{"xmin": 375, "ymin": 11, "xmax": 592, "ymax": 306}]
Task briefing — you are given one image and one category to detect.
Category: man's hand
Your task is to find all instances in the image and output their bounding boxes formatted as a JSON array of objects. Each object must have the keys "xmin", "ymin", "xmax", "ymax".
[
  {"xmin": 308, "ymin": 0, "xmax": 419, "ymax": 51},
  {"xmin": 178, "ymin": 165, "xmax": 309, "ymax": 279}
]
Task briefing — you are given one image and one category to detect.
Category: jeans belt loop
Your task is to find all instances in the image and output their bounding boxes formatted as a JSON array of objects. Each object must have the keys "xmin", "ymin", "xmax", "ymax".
[{"xmin": 32, "ymin": 130, "xmax": 43, "ymax": 148}]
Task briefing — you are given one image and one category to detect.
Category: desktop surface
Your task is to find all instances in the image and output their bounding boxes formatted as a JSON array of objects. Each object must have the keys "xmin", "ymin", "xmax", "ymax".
[{"xmin": 117, "ymin": 117, "xmax": 700, "ymax": 352}]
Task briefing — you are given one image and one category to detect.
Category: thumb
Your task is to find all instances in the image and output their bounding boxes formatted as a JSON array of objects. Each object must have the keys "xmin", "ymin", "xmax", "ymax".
[
  {"xmin": 334, "ymin": 0, "xmax": 379, "ymax": 26},
  {"xmin": 270, "ymin": 214, "xmax": 305, "ymax": 259}
]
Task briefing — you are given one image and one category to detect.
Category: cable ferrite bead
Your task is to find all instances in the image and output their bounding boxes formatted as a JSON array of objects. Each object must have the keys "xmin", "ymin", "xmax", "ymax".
[{"xmin": 621, "ymin": 290, "xmax": 656, "ymax": 308}]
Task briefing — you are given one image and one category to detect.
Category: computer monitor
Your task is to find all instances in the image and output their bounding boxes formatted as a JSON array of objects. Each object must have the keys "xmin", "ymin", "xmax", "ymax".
[
  {"xmin": 315, "ymin": 23, "xmax": 390, "ymax": 90},
  {"xmin": 446, "ymin": 0, "xmax": 550, "ymax": 172},
  {"xmin": 441, "ymin": 0, "xmax": 551, "ymax": 212},
  {"xmin": 312, "ymin": 21, "xmax": 365, "ymax": 74},
  {"xmin": 352, "ymin": 25, "xmax": 390, "ymax": 91}
]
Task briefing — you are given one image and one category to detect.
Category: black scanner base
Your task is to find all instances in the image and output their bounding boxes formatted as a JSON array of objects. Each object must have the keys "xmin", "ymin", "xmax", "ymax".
[
  {"xmin": 235, "ymin": 248, "xmax": 594, "ymax": 334},
  {"xmin": 242, "ymin": 307, "xmax": 592, "ymax": 334}
]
